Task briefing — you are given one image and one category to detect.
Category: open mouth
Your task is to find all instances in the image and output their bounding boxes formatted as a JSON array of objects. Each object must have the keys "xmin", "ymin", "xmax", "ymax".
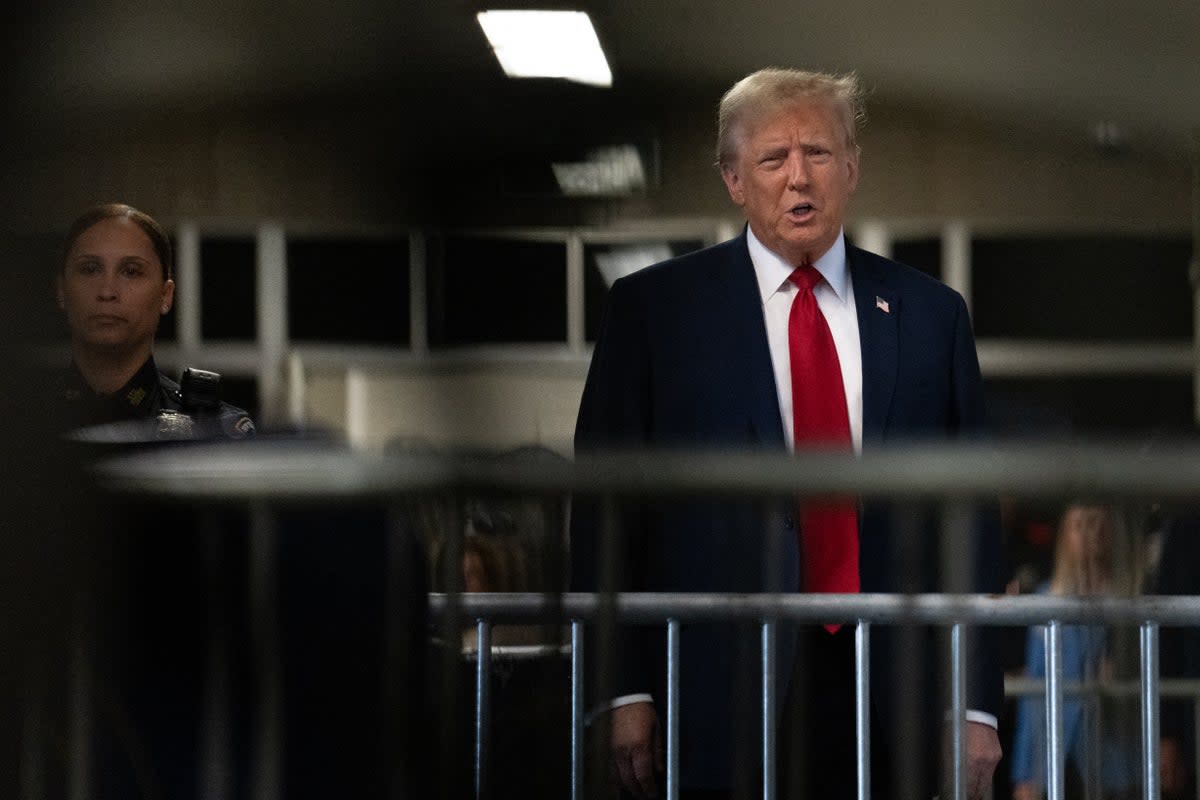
[{"xmin": 789, "ymin": 203, "xmax": 815, "ymax": 217}]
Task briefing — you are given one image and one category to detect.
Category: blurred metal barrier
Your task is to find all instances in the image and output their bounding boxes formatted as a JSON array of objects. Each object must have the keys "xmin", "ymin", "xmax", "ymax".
[
  {"xmin": 437, "ymin": 592, "xmax": 1200, "ymax": 800},
  {"xmin": 85, "ymin": 441, "xmax": 1200, "ymax": 800}
]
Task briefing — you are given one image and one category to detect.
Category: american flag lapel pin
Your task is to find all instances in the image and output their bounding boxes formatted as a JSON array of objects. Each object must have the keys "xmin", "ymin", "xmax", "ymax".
[{"xmin": 875, "ymin": 295, "xmax": 890, "ymax": 314}]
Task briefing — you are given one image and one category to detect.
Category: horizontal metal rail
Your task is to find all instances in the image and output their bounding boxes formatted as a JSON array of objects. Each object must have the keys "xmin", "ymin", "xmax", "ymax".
[
  {"xmin": 430, "ymin": 592, "xmax": 1200, "ymax": 627},
  {"xmin": 94, "ymin": 441, "xmax": 1200, "ymax": 500},
  {"xmin": 1007, "ymin": 677, "xmax": 1200, "ymax": 697}
]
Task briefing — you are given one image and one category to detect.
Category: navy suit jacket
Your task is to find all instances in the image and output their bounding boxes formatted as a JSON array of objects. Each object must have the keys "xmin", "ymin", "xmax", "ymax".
[{"xmin": 573, "ymin": 232, "xmax": 1003, "ymax": 789}]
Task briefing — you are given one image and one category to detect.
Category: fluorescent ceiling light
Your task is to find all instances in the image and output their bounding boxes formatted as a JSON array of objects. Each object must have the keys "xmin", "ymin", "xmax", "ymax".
[{"xmin": 477, "ymin": 10, "xmax": 612, "ymax": 87}]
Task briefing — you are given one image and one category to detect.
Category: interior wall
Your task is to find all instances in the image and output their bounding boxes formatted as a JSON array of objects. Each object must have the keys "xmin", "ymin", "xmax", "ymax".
[
  {"xmin": 14, "ymin": 88, "xmax": 1192, "ymax": 451},
  {"xmin": 7, "ymin": 88, "xmax": 1191, "ymax": 233}
]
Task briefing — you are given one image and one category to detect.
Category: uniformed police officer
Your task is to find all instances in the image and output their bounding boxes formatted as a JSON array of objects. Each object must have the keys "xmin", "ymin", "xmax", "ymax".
[{"xmin": 56, "ymin": 202, "xmax": 255, "ymax": 440}]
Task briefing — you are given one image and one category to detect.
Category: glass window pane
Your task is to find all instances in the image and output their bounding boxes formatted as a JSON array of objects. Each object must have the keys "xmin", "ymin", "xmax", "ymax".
[
  {"xmin": 288, "ymin": 237, "xmax": 410, "ymax": 345},
  {"xmin": 427, "ymin": 236, "xmax": 567, "ymax": 346},
  {"xmin": 201, "ymin": 237, "xmax": 257, "ymax": 340},
  {"xmin": 584, "ymin": 240, "xmax": 705, "ymax": 342},
  {"xmin": 891, "ymin": 238, "xmax": 941, "ymax": 281},
  {"xmin": 972, "ymin": 236, "xmax": 1192, "ymax": 340},
  {"xmin": 986, "ymin": 375, "xmax": 1193, "ymax": 437}
]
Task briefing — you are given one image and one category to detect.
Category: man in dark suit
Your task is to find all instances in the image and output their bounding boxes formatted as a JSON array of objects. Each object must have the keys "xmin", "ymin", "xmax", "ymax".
[{"xmin": 574, "ymin": 68, "xmax": 1003, "ymax": 799}]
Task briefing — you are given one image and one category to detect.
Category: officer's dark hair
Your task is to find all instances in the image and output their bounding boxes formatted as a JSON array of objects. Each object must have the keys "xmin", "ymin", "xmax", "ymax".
[{"xmin": 63, "ymin": 203, "xmax": 173, "ymax": 281}]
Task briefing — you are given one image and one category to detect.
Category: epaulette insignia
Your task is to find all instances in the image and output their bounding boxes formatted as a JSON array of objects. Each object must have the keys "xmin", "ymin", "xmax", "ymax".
[
  {"xmin": 127, "ymin": 387, "xmax": 147, "ymax": 406},
  {"xmin": 234, "ymin": 416, "xmax": 256, "ymax": 436}
]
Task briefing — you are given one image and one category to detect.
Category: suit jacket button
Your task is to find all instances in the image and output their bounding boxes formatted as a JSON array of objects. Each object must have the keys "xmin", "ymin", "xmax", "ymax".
[{"xmin": 783, "ymin": 515, "xmax": 795, "ymax": 530}]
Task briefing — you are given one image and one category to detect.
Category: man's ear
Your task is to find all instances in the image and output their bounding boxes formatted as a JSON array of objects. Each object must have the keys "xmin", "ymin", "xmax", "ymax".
[{"xmin": 720, "ymin": 163, "xmax": 745, "ymax": 206}]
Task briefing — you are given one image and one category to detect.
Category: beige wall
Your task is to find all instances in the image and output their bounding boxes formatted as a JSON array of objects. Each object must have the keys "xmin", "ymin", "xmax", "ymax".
[
  {"xmin": 301, "ymin": 362, "xmax": 586, "ymax": 455},
  {"xmin": 9, "ymin": 93, "xmax": 1191, "ymax": 232}
]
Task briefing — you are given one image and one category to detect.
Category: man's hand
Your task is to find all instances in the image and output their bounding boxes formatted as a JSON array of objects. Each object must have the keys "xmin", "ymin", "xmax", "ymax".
[
  {"xmin": 964, "ymin": 721, "xmax": 1002, "ymax": 800},
  {"xmin": 1161, "ymin": 736, "xmax": 1187, "ymax": 796},
  {"xmin": 945, "ymin": 720, "xmax": 1002, "ymax": 800},
  {"xmin": 1011, "ymin": 781, "xmax": 1037, "ymax": 800},
  {"xmin": 609, "ymin": 701, "xmax": 664, "ymax": 798}
]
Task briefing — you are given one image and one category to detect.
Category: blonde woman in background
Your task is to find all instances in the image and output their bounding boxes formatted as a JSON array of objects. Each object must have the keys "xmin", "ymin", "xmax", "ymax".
[{"xmin": 1011, "ymin": 504, "xmax": 1137, "ymax": 799}]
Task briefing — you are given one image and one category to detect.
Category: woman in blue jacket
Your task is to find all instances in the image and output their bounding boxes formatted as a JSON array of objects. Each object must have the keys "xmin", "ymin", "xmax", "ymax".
[{"xmin": 1011, "ymin": 504, "xmax": 1137, "ymax": 799}]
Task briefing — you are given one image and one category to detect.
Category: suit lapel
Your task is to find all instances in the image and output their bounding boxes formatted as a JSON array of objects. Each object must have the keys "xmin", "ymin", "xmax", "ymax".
[
  {"xmin": 850, "ymin": 245, "xmax": 898, "ymax": 447},
  {"xmin": 717, "ymin": 234, "xmax": 787, "ymax": 450}
]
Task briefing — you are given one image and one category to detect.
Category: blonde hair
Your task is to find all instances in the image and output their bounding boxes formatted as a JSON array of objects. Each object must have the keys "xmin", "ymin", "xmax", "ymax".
[
  {"xmin": 716, "ymin": 68, "xmax": 866, "ymax": 167},
  {"xmin": 1049, "ymin": 504, "xmax": 1130, "ymax": 596}
]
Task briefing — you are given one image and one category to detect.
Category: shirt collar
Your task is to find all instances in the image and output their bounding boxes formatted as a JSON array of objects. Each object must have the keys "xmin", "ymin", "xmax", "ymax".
[{"xmin": 747, "ymin": 226, "xmax": 850, "ymax": 304}]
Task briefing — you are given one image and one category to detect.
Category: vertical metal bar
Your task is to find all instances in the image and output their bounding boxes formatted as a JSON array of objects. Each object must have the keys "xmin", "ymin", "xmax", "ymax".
[
  {"xmin": 1046, "ymin": 621, "xmax": 1067, "ymax": 800},
  {"xmin": 250, "ymin": 503, "xmax": 282, "ymax": 800},
  {"xmin": 1085, "ymin": 683, "xmax": 1102, "ymax": 800},
  {"xmin": 200, "ymin": 515, "xmax": 232, "ymax": 800},
  {"xmin": 439, "ymin": 502, "xmax": 465, "ymax": 800},
  {"xmin": 893, "ymin": 507, "xmax": 924, "ymax": 800},
  {"xmin": 1142, "ymin": 622, "xmax": 1161, "ymax": 800},
  {"xmin": 1190, "ymin": 126, "xmax": 1200, "ymax": 424},
  {"xmin": 570, "ymin": 620, "xmax": 584, "ymax": 800},
  {"xmin": 1193, "ymin": 700, "xmax": 1200, "ymax": 800},
  {"xmin": 68, "ymin": 604, "xmax": 92, "ymax": 800},
  {"xmin": 762, "ymin": 620, "xmax": 777, "ymax": 800},
  {"xmin": 855, "ymin": 621, "xmax": 871, "ymax": 800},
  {"xmin": 666, "ymin": 619, "xmax": 681, "ymax": 800},
  {"xmin": 950, "ymin": 623, "xmax": 966, "ymax": 800},
  {"xmin": 21, "ymin": 670, "xmax": 45, "ymax": 800},
  {"xmin": 475, "ymin": 620, "xmax": 492, "ymax": 800}
]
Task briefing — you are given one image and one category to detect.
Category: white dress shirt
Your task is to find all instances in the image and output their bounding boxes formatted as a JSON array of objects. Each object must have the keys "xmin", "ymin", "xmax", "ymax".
[{"xmin": 747, "ymin": 228, "xmax": 862, "ymax": 453}]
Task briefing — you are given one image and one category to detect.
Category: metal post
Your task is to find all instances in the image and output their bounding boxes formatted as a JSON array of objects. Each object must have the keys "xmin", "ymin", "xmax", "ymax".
[
  {"xmin": 1085, "ymin": 678, "xmax": 1102, "ymax": 800},
  {"xmin": 1191, "ymin": 127, "xmax": 1200, "ymax": 424},
  {"xmin": 950, "ymin": 623, "xmax": 966, "ymax": 800},
  {"xmin": 1142, "ymin": 622, "xmax": 1161, "ymax": 800},
  {"xmin": 570, "ymin": 621, "xmax": 584, "ymax": 800},
  {"xmin": 250, "ymin": 503, "xmax": 282, "ymax": 800},
  {"xmin": 666, "ymin": 619, "xmax": 681, "ymax": 800},
  {"xmin": 1046, "ymin": 621, "xmax": 1066, "ymax": 800},
  {"xmin": 762, "ymin": 621, "xmax": 777, "ymax": 800},
  {"xmin": 475, "ymin": 620, "xmax": 492, "ymax": 800},
  {"xmin": 68, "ymin": 600, "xmax": 91, "ymax": 800},
  {"xmin": 855, "ymin": 621, "xmax": 871, "ymax": 800},
  {"xmin": 200, "ymin": 515, "xmax": 233, "ymax": 800},
  {"xmin": 1193, "ymin": 700, "xmax": 1200, "ymax": 800}
]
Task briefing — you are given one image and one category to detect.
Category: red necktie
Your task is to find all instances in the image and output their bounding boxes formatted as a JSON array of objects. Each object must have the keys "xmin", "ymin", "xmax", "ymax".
[{"xmin": 788, "ymin": 264, "xmax": 859, "ymax": 631}]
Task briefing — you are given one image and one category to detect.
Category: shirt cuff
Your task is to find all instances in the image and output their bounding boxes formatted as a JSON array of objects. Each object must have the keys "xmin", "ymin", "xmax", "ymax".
[
  {"xmin": 585, "ymin": 693, "xmax": 654, "ymax": 726},
  {"xmin": 965, "ymin": 710, "xmax": 998, "ymax": 729}
]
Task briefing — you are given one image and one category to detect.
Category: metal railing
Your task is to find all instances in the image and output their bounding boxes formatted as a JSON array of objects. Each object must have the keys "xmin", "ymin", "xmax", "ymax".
[
  {"xmin": 86, "ymin": 441, "xmax": 1200, "ymax": 800},
  {"xmin": 434, "ymin": 592, "xmax": 1200, "ymax": 800}
]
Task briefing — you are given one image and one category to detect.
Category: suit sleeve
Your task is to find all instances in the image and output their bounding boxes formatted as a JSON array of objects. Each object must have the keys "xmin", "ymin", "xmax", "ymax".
[{"xmin": 571, "ymin": 276, "xmax": 658, "ymax": 703}]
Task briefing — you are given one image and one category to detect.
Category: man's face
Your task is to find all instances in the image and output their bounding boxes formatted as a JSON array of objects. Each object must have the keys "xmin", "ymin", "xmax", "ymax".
[
  {"xmin": 58, "ymin": 217, "xmax": 174, "ymax": 356},
  {"xmin": 720, "ymin": 99, "xmax": 859, "ymax": 266}
]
